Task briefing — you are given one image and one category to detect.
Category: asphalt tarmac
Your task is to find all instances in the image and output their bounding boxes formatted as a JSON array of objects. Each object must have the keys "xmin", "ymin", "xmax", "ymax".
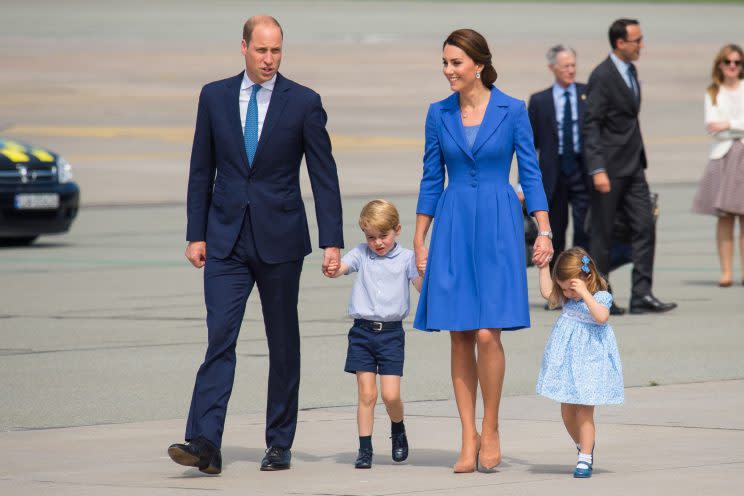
[{"xmin": 1, "ymin": 1, "xmax": 743, "ymax": 494}]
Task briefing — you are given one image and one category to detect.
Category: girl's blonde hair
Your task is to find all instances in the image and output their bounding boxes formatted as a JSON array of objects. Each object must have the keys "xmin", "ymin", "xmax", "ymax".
[
  {"xmin": 548, "ymin": 247, "xmax": 608, "ymax": 309},
  {"xmin": 707, "ymin": 44, "xmax": 744, "ymax": 105},
  {"xmin": 359, "ymin": 199, "xmax": 400, "ymax": 233}
]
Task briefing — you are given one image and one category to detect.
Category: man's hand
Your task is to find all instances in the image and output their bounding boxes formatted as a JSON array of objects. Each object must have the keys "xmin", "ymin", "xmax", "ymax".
[
  {"xmin": 592, "ymin": 171, "xmax": 611, "ymax": 193},
  {"xmin": 322, "ymin": 247, "xmax": 340, "ymax": 277},
  {"xmin": 185, "ymin": 241, "xmax": 207, "ymax": 268}
]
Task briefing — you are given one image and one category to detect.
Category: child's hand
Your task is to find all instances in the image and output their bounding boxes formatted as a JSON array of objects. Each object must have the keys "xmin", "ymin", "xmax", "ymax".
[
  {"xmin": 325, "ymin": 260, "xmax": 339, "ymax": 277},
  {"xmin": 569, "ymin": 278, "xmax": 590, "ymax": 297}
]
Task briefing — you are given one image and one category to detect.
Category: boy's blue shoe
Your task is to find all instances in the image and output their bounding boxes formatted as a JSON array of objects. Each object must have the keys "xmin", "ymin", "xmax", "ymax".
[
  {"xmin": 391, "ymin": 431, "xmax": 409, "ymax": 462},
  {"xmin": 355, "ymin": 448, "xmax": 373, "ymax": 469},
  {"xmin": 573, "ymin": 460, "xmax": 592, "ymax": 478}
]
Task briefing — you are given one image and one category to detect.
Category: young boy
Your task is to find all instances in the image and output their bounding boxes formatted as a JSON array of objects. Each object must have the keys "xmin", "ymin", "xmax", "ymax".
[{"xmin": 326, "ymin": 199, "xmax": 422, "ymax": 469}]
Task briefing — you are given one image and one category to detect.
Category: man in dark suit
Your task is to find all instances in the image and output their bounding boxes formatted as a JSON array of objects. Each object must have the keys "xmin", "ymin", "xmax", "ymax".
[
  {"xmin": 528, "ymin": 45, "xmax": 590, "ymax": 272},
  {"xmin": 582, "ymin": 18, "xmax": 675, "ymax": 314},
  {"xmin": 168, "ymin": 16, "xmax": 344, "ymax": 473}
]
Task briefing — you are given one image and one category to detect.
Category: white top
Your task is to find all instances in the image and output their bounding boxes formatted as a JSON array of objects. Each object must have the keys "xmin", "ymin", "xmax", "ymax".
[
  {"xmin": 705, "ymin": 83, "xmax": 744, "ymax": 159},
  {"xmin": 240, "ymin": 72, "xmax": 276, "ymax": 140},
  {"xmin": 342, "ymin": 243, "xmax": 419, "ymax": 322}
]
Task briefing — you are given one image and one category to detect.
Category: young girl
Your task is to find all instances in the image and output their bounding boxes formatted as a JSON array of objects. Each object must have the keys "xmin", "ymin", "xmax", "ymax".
[{"xmin": 535, "ymin": 247, "xmax": 624, "ymax": 478}]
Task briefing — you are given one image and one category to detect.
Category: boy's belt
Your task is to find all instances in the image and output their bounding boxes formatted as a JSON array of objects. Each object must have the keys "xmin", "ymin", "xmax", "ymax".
[{"xmin": 354, "ymin": 319, "xmax": 402, "ymax": 332}]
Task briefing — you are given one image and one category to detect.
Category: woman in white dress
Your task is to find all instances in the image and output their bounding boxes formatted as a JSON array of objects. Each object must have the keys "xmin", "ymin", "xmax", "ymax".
[{"xmin": 692, "ymin": 44, "xmax": 744, "ymax": 287}]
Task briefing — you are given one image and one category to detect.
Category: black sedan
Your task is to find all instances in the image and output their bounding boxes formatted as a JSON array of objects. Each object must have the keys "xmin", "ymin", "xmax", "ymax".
[{"xmin": 0, "ymin": 138, "xmax": 80, "ymax": 245}]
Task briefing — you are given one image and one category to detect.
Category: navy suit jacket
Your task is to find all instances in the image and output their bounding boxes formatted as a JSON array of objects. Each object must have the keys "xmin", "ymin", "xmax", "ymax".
[
  {"xmin": 527, "ymin": 83, "xmax": 588, "ymax": 201},
  {"xmin": 186, "ymin": 72, "xmax": 344, "ymax": 263},
  {"xmin": 582, "ymin": 57, "xmax": 647, "ymax": 178}
]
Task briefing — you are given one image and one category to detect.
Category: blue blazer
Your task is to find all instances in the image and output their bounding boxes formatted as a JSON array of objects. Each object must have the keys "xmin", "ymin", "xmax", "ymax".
[
  {"xmin": 527, "ymin": 83, "xmax": 588, "ymax": 201},
  {"xmin": 186, "ymin": 72, "xmax": 344, "ymax": 262}
]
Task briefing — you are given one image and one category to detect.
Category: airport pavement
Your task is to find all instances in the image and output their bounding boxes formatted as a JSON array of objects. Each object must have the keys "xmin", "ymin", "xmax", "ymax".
[
  {"xmin": 1, "ymin": 380, "xmax": 742, "ymax": 495},
  {"xmin": 2, "ymin": 1, "xmax": 744, "ymax": 494}
]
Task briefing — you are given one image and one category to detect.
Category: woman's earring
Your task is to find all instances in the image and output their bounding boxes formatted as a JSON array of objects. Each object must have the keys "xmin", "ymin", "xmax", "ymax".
[{"xmin": 475, "ymin": 72, "xmax": 481, "ymax": 79}]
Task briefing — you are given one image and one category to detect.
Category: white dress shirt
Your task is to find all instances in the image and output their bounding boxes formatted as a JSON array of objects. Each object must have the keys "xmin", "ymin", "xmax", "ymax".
[
  {"xmin": 705, "ymin": 83, "xmax": 744, "ymax": 159},
  {"xmin": 609, "ymin": 52, "xmax": 635, "ymax": 93},
  {"xmin": 240, "ymin": 71, "xmax": 276, "ymax": 140}
]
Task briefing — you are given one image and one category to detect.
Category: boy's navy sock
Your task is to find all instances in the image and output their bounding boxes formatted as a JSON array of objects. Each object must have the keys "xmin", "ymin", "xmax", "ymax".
[
  {"xmin": 391, "ymin": 420, "xmax": 405, "ymax": 435},
  {"xmin": 359, "ymin": 436, "xmax": 372, "ymax": 451}
]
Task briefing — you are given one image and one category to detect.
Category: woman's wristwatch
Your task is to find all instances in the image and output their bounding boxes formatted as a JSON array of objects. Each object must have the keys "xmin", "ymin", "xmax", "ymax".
[{"xmin": 537, "ymin": 231, "xmax": 553, "ymax": 240}]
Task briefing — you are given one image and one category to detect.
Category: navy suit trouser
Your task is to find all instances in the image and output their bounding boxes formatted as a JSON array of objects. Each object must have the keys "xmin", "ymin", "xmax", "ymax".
[
  {"xmin": 548, "ymin": 163, "xmax": 590, "ymax": 271},
  {"xmin": 185, "ymin": 208, "xmax": 303, "ymax": 450}
]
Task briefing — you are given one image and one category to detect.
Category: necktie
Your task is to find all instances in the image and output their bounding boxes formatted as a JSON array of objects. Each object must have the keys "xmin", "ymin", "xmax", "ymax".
[
  {"xmin": 560, "ymin": 90, "xmax": 576, "ymax": 175},
  {"xmin": 244, "ymin": 84, "xmax": 261, "ymax": 167},
  {"xmin": 628, "ymin": 64, "xmax": 639, "ymax": 101}
]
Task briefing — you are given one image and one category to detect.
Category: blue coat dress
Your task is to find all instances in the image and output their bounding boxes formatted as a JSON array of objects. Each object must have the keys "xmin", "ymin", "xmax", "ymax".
[{"xmin": 414, "ymin": 86, "xmax": 548, "ymax": 332}]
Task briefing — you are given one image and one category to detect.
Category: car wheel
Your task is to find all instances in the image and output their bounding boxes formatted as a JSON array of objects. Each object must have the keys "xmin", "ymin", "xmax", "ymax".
[{"xmin": 0, "ymin": 236, "xmax": 39, "ymax": 246}]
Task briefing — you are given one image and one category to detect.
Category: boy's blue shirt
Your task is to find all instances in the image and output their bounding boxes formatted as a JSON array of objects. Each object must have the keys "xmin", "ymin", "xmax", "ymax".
[{"xmin": 342, "ymin": 242, "xmax": 419, "ymax": 322}]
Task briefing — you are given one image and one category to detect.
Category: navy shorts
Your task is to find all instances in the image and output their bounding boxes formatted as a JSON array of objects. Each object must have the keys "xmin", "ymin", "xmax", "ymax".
[{"xmin": 344, "ymin": 319, "xmax": 405, "ymax": 376}]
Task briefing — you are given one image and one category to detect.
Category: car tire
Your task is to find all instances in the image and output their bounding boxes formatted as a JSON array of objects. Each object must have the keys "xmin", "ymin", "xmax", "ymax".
[{"xmin": 0, "ymin": 236, "xmax": 38, "ymax": 246}]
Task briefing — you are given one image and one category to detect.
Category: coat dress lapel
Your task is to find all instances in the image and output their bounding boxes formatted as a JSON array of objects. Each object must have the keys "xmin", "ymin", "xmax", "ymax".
[
  {"xmin": 440, "ymin": 92, "xmax": 473, "ymax": 160},
  {"xmin": 471, "ymin": 86, "xmax": 508, "ymax": 155}
]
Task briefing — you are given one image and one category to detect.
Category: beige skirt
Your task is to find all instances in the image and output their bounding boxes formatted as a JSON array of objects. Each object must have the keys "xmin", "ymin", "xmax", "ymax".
[{"xmin": 692, "ymin": 140, "xmax": 744, "ymax": 216}]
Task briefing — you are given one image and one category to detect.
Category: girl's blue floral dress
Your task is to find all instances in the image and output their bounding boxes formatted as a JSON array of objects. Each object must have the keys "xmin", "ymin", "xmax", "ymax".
[{"xmin": 536, "ymin": 291, "xmax": 624, "ymax": 405}]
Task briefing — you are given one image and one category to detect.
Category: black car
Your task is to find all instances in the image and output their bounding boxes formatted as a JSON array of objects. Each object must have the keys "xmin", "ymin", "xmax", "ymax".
[{"xmin": 0, "ymin": 138, "xmax": 80, "ymax": 245}]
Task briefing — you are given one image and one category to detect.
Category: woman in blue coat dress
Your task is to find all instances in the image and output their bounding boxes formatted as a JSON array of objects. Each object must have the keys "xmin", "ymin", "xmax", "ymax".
[{"xmin": 413, "ymin": 29, "xmax": 553, "ymax": 473}]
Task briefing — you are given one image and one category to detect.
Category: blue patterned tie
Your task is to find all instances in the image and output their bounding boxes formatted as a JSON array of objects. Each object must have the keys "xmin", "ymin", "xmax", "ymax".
[
  {"xmin": 244, "ymin": 84, "xmax": 261, "ymax": 167},
  {"xmin": 560, "ymin": 90, "xmax": 577, "ymax": 175}
]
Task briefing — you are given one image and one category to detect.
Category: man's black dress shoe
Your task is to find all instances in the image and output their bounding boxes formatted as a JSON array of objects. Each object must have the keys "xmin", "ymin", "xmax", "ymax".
[
  {"xmin": 355, "ymin": 448, "xmax": 373, "ymax": 469},
  {"xmin": 168, "ymin": 436, "xmax": 222, "ymax": 474},
  {"xmin": 260, "ymin": 446, "xmax": 291, "ymax": 471},
  {"xmin": 391, "ymin": 431, "xmax": 409, "ymax": 462},
  {"xmin": 609, "ymin": 302, "xmax": 626, "ymax": 316},
  {"xmin": 629, "ymin": 294, "xmax": 677, "ymax": 314}
]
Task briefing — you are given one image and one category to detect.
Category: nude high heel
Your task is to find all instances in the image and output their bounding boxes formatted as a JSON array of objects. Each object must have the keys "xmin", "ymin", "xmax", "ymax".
[
  {"xmin": 478, "ymin": 432, "xmax": 501, "ymax": 470},
  {"xmin": 453, "ymin": 434, "xmax": 480, "ymax": 473}
]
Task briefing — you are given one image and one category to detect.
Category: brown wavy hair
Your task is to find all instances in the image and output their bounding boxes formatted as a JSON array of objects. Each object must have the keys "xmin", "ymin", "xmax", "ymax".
[
  {"xmin": 707, "ymin": 44, "xmax": 744, "ymax": 105},
  {"xmin": 443, "ymin": 29, "xmax": 498, "ymax": 87},
  {"xmin": 548, "ymin": 247, "xmax": 608, "ymax": 309}
]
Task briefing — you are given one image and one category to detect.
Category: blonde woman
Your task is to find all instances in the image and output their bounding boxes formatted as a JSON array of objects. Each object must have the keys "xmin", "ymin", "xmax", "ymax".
[{"xmin": 692, "ymin": 44, "xmax": 744, "ymax": 287}]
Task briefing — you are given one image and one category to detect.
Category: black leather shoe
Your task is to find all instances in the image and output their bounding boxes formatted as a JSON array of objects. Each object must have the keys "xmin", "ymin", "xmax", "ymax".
[
  {"xmin": 260, "ymin": 446, "xmax": 291, "ymax": 471},
  {"xmin": 355, "ymin": 448, "xmax": 373, "ymax": 469},
  {"xmin": 629, "ymin": 294, "xmax": 677, "ymax": 314},
  {"xmin": 609, "ymin": 302, "xmax": 626, "ymax": 316},
  {"xmin": 168, "ymin": 436, "xmax": 222, "ymax": 475},
  {"xmin": 391, "ymin": 431, "xmax": 409, "ymax": 462}
]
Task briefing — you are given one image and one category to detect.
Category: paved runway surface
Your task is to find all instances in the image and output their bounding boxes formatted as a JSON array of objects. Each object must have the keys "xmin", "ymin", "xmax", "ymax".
[{"xmin": 1, "ymin": 1, "xmax": 743, "ymax": 494}]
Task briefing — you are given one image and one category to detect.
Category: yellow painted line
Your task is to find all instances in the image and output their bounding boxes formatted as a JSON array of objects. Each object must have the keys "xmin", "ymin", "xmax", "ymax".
[{"xmin": 4, "ymin": 125, "xmax": 709, "ymax": 148}]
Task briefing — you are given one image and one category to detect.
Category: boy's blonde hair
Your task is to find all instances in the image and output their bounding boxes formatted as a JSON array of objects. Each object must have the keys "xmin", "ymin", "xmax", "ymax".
[
  {"xmin": 359, "ymin": 199, "xmax": 400, "ymax": 233},
  {"xmin": 548, "ymin": 247, "xmax": 608, "ymax": 309}
]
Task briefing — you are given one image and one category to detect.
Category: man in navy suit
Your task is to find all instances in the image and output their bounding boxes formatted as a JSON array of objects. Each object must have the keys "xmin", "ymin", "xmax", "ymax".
[
  {"xmin": 168, "ymin": 16, "xmax": 344, "ymax": 474},
  {"xmin": 527, "ymin": 45, "xmax": 590, "ymax": 272},
  {"xmin": 583, "ymin": 18, "xmax": 675, "ymax": 315}
]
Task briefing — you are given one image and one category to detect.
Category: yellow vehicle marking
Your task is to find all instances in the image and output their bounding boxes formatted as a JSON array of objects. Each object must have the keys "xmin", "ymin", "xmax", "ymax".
[
  {"xmin": 1, "ymin": 149, "xmax": 30, "ymax": 162},
  {"xmin": 30, "ymin": 149, "xmax": 55, "ymax": 162}
]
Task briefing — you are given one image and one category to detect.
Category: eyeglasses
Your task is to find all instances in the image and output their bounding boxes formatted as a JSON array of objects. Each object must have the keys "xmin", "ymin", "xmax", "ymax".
[
  {"xmin": 624, "ymin": 36, "xmax": 643, "ymax": 44},
  {"xmin": 722, "ymin": 59, "xmax": 743, "ymax": 67}
]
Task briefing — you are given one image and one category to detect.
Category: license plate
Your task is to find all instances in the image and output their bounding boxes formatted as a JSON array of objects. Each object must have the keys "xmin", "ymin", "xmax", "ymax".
[{"xmin": 14, "ymin": 193, "xmax": 60, "ymax": 210}]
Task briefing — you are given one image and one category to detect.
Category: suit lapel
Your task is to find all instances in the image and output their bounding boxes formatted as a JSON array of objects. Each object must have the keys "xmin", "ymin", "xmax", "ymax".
[
  {"xmin": 440, "ymin": 93, "xmax": 473, "ymax": 160},
  {"xmin": 472, "ymin": 87, "xmax": 507, "ymax": 155},
  {"xmin": 224, "ymin": 73, "xmax": 250, "ymax": 170},
  {"xmin": 605, "ymin": 57, "xmax": 638, "ymax": 111},
  {"xmin": 577, "ymin": 83, "xmax": 587, "ymax": 126},
  {"xmin": 252, "ymin": 73, "xmax": 290, "ymax": 169},
  {"xmin": 544, "ymin": 89, "xmax": 557, "ymax": 140}
]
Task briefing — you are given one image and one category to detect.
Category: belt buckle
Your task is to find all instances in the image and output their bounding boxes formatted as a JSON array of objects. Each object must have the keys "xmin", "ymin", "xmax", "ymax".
[{"xmin": 371, "ymin": 321, "xmax": 383, "ymax": 332}]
